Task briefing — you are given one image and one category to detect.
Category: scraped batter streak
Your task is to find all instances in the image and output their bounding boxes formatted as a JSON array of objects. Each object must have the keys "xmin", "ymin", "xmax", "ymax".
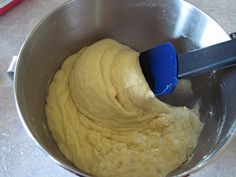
[{"xmin": 46, "ymin": 39, "xmax": 203, "ymax": 177}]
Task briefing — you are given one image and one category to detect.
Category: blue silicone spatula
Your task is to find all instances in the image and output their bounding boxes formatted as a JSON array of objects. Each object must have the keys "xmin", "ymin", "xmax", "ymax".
[{"xmin": 139, "ymin": 39, "xmax": 236, "ymax": 96}]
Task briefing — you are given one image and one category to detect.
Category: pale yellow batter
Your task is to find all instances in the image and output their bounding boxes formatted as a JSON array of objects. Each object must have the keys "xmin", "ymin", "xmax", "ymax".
[{"xmin": 46, "ymin": 39, "xmax": 203, "ymax": 177}]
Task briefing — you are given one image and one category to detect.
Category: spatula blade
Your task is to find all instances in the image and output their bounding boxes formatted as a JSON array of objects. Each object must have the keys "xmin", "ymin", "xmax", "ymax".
[{"xmin": 139, "ymin": 42, "xmax": 178, "ymax": 96}]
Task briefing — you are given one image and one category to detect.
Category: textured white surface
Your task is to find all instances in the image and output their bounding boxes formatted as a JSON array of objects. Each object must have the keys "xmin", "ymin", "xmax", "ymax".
[{"xmin": 0, "ymin": 0, "xmax": 235, "ymax": 177}]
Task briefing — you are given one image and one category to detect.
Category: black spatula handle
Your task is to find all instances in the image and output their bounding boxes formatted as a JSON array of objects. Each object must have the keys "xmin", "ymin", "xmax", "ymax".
[{"xmin": 178, "ymin": 39, "xmax": 236, "ymax": 78}]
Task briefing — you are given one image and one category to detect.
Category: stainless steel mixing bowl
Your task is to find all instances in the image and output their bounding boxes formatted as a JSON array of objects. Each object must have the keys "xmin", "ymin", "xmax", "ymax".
[{"xmin": 12, "ymin": 0, "xmax": 236, "ymax": 176}]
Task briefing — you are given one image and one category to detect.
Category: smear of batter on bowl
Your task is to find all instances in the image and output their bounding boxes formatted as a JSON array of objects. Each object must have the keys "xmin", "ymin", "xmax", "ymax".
[{"xmin": 46, "ymin": 39, "xmax": 203, "ymax": 177}]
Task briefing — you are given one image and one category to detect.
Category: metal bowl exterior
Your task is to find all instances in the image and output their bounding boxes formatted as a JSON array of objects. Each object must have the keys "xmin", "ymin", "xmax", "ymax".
[{"xmin": 14, "ymin": 0, "xmax": 236, "ymax": 176}]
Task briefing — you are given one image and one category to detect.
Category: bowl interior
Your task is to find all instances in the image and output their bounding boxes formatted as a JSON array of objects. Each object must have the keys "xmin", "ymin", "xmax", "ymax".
[{"xmin": 15, "ymin": 0, "xmax": 236, "ymax": 176}]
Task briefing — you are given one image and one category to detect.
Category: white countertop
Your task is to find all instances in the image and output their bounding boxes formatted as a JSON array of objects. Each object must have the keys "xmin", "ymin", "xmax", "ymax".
[{"xmin": 0, "ymin": 0, "xmax": 235, "ymax": 176}]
